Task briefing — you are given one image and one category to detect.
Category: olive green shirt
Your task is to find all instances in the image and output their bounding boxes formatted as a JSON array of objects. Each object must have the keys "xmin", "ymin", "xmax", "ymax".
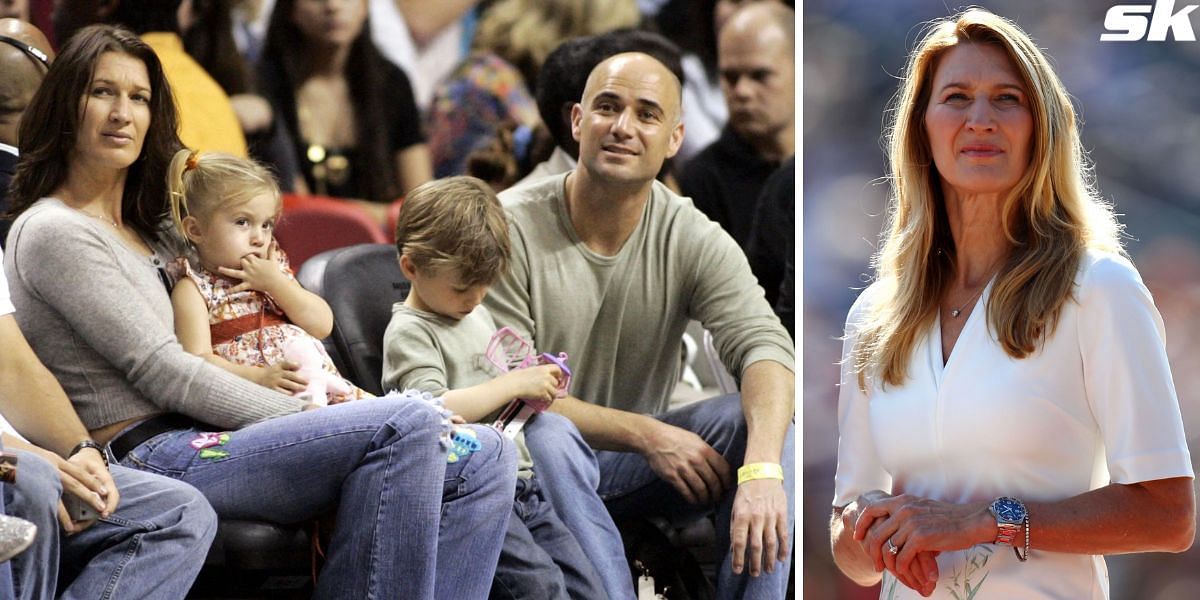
[
  {"xmin": 486, "ymin": 174, "xmax": 794, "ymax": 415},
  {"xmin": 382, "ymin": 303, "xmax": 534, "ymax": 477}
]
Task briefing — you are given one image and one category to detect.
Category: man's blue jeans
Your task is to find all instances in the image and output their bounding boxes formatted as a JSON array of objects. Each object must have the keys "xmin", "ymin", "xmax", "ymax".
[
  {"xmin": 5, "ymin": 449, "xmax": 217, "ymax": 600},
  {"xmin": 524, "ymin": 411, "xmax": 634, "ymax": 599},
  {"xmin": 119, "ymin": 396, "xmax": 516, "ymax": 600},
  {"xmin": 531, "ymin": 394, "xmax": 796, "ymax": 600},
  {"xmin": 492, "ymin": 475, "xmax": 605, "ymax": 599}
]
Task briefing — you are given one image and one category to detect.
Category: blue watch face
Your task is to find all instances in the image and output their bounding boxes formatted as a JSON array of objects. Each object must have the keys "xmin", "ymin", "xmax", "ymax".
[{"xmin": 995, "ymin": 498, "xmax": 1026, "ymax": 521}]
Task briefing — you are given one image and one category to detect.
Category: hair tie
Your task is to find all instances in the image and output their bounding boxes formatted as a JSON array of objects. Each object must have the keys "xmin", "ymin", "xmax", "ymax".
[{"xmin": 184, "ymin": 151, "xmax": 200, "ymax": 172}]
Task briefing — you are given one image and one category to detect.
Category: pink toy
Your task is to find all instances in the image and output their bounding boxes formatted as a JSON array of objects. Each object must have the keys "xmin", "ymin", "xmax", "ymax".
[
  {"xmin": 282, "ymin": 337, "xmax": 351, "ymax": 406},
  {"xmin": 484, "ymin": 327, "xmax": 572, "ymax": 438}
]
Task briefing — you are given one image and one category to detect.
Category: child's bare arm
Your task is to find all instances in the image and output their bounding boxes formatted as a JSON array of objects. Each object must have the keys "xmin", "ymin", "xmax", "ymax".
[
  {"xmin": 219, "ymin": 245, "xmax": 334, "ymax": 339},
  {"xmin": 173, "ymin": 277, "xmax": 219, "ymax": 357},
  {"xmin": 442, "ymin": 364, "xmax": 562, "ymax": 422},
  {"xmin": 172, "ymin": 278, "xmax": 307, "ymax": 394}
]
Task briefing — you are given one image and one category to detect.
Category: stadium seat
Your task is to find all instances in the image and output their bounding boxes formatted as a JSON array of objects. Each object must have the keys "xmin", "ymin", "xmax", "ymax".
[
  {"xmin": 385, "ymin": 195, "xmax": 405, "ymax": 241},
  {"xmin": 275, "ymin": 194, "xmax": 388, "ymax": 271},
  {"xmin": 296, "ymin": 244, "xmax": 409, "ymax": 394}
]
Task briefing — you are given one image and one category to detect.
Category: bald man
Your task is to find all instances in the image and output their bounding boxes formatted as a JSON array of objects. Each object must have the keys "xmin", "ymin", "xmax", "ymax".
[
  {"xmin": 0, "ymin": 18, "xmax": 52, "ymax": 248},
  {"xmin": 680, "ymin": 2, "xmax": 795, "ymax": 251},
  {"xmin": 486, "ymin": 52, "xmax": 795, "ymax": 598}
]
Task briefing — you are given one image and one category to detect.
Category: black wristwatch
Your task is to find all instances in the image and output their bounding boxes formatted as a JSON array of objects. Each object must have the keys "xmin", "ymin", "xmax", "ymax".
[{"xmin": 69, "ymin": 440, "xmax": 109, "ymax": 467}]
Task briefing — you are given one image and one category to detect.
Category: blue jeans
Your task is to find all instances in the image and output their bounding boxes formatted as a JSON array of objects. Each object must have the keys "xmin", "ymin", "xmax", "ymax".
[
  {"xmin": 5, "ymin": 449, "xmax": 217, "ymax": 600},
  {"xmin": 119, "ymin": 396, "xmax": 515, "ymax": 600},
  {"xmin": 534, "ymin": 394, "xmax": 795, "ymax": 600},
  {"xmin": 523, "ymin": 412, "xmax": 634, "ymax": 600},
  {"xmin": 492, "ymin": 476, "xmax": 605, "ymax": 600}
]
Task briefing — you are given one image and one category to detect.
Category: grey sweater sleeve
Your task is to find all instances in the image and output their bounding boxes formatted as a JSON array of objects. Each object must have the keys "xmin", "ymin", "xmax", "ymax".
[{"xmin": 10, "ymin": 206, "xmax": 305, "ymax": 429}]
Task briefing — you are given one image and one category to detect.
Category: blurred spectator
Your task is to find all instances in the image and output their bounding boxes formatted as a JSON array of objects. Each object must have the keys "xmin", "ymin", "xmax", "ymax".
[
  {"xmin": 680, "ymin": 1, "xmax": 794, "ymax": 249},
  {"xmin": 0, "ymin": 17, "xmax": 51, "ymax": 247},
  {"xmin": 178, "ymin": 0, "xmax": 304, "ymax": 191},
  {"xmin": 746, "ymin": 157, "xmax": 794, "ymax": 335},
  {"xmin": 464, "ymin": 121, "xmax": 549, "ymax": 192},
  {"xmin": 257, "ymin": 0, "xmax": 431, "ymax": 224},
  {"xmin": 235, "ymin": 0, "xmax": 479, "ymax": 113},
  {"xmin": 368, "ymin": 0, "xmax": 479, "ymax": 113},
  {"xmin": 227, "ymin": 0, "xmax": 271, "ymax": 61},
  {"xmin": 648, "ymin": 0, "xmax": 791, "ymax": 167},
  {"xmin": 179, "ymin": 0, "xmax": 252, "ymax": 95},
  {"xmin": 425, "ymin": 0, "xmax": 639, "ymax": 179},
  {"xmin": 52, "ymin": 0, "xmax": 250, "ymax": 157},
  {"xmin": 515, "ymin": 27, "xmax": 684, "ymax": 187},
  {"xmin": 0, "ymin": 0, "xmax": 25, "ymax": 20}
]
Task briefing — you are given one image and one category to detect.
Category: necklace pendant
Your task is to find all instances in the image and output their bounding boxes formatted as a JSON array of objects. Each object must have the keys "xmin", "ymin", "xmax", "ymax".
[{"xmin": 950, "ymin": 309, "xmax": 962, "ymax": 318}]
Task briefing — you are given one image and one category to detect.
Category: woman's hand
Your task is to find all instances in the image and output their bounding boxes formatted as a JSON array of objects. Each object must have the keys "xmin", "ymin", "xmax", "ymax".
[
  {"xmin": 840, "ymin": 490, "xmax": 938, "ymax": 592},
  {"xmin": 855, "ymin": 494, "xmax": 993, "ymax": 596},
  {"xmin": 253, "ymin": 361, "xmax": 308, "ymax": 394}
]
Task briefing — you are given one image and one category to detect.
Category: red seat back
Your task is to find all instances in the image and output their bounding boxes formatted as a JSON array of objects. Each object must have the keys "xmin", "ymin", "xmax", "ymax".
[{"xmin": 275, "ymin": 194, "xmax": 388, "ymax": 270}]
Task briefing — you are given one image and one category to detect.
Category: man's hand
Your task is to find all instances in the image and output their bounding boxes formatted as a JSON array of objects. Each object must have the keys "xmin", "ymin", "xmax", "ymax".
[
  {"xmin": 730, "ymin": 478, "xmax": 789, "ymax": 576},
  {"xmin": 35, "ymin": 446, "xmax": 119, "ymax": 534},
  {"xmin": 642, "ymin": 420, "xmax": 732, "ymax": 505}
]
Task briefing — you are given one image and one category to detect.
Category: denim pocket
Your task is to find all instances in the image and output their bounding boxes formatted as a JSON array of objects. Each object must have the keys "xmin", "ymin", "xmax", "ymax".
[{"xmin": 122, "ymin": 429, "xmax": 196, "ymax": 478}]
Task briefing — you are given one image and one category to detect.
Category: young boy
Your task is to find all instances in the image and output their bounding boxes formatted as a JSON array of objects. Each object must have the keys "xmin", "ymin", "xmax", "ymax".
[{"xmin": 381, "ymin": 176, "xmax": 617, "ymax": 600}]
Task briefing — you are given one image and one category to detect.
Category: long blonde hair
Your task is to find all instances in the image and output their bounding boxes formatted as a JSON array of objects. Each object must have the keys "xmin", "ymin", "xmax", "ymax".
[
  {"xmin": 166, "ymin": 149, "xmax": 280, "ymax": 243},
  {"xmin": 853, "ymin": 8, "xmax": 1123, "ymax": 390},
  {"xmin": 472, "ymin": 0, "xmax": 639, "ymax": 85}
]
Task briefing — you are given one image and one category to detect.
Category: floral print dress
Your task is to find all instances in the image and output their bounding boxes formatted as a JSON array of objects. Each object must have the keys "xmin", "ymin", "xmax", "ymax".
[{"xmin": 170, "ymin": 248, "xmax": 367, "ymax": 403}]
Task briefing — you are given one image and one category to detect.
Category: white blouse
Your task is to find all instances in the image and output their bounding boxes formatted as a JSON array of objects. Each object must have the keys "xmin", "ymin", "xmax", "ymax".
[{"xmin": 834, "ymin": 250, "xmax": 1193, "ymax": 600}]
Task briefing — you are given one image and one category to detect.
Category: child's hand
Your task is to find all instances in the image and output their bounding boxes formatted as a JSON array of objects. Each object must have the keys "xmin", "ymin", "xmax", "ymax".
[
  {"xmin": 254, "ymin": 361, "xmax": 308, "ymax": 394},
  {"xmin": 220, "ymin": 244, "xmax": 289, "ymax": 295},
  {"xmin": 501, "ymin": 364, "xmax": 562, "ymax": 405}
]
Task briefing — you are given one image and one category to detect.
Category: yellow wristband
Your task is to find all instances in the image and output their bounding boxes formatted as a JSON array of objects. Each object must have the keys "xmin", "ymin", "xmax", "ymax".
[{"xmin": 737, "ymin": 462, "xmax": 784, "ymax": 485}]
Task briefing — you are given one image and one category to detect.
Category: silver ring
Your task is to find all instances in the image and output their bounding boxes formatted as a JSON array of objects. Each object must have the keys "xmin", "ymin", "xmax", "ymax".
[{"xmin": 886, "ymin": 538, "xmax": 899, "ymax": 555}]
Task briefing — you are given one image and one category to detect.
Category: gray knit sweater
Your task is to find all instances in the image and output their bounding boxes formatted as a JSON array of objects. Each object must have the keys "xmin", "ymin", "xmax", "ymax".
[{"xmin": 3, "ymin": 199, "xmax": 305, "ymax": 430}]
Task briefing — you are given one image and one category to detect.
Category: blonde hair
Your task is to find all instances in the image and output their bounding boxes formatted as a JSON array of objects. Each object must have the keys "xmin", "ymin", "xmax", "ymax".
[
  {"xmin": 167, "ymin": 149, "xmax": 281, "ymax": 242},
  {"xmin": 472, "ymin": 0, "xmax": 640, "ymax": 84},
  {"xmin": 394, "ymin": 176, "xmax": 511, "ymax": 286},
  {"xmin": 853, "ymin": 8, "xmax": 1123, "ymax": 390}
]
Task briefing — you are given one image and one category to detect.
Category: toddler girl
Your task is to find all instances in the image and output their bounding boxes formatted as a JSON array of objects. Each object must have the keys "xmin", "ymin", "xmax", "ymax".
[{"xmin": 166, "ymin": 149, "xmax": 367, "ymax": 404}]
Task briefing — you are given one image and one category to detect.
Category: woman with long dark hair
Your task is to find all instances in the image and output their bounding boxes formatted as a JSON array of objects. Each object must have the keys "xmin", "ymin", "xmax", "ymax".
[{"xmin": 258, "ymin": 0, "xmax": 431, "ymax": 223}]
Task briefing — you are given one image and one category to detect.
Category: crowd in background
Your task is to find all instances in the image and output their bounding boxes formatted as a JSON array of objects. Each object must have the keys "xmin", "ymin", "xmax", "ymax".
[
  {"xmin": 0, "ymin": 0, "xmax": 797, "ymax": 597},
  {"xmin": 804, "ymin": 1, "xmax": 1200, "ymax": 598}
]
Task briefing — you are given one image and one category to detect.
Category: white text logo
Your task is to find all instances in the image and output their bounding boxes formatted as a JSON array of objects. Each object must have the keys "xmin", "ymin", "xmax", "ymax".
[{"xmin": 1102, "ymin": 0, "xmax": 1199, "ymax": 41}]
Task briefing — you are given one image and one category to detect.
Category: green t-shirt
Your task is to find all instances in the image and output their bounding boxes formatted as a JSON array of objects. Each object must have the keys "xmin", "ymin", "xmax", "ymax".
[
  {"xmin": 485, "ymin": 174, "xmax": 795, "ymax": 415},
  {"xmin": 381, "ymin": 303, "xmax": 535, "ymax": 477}
]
